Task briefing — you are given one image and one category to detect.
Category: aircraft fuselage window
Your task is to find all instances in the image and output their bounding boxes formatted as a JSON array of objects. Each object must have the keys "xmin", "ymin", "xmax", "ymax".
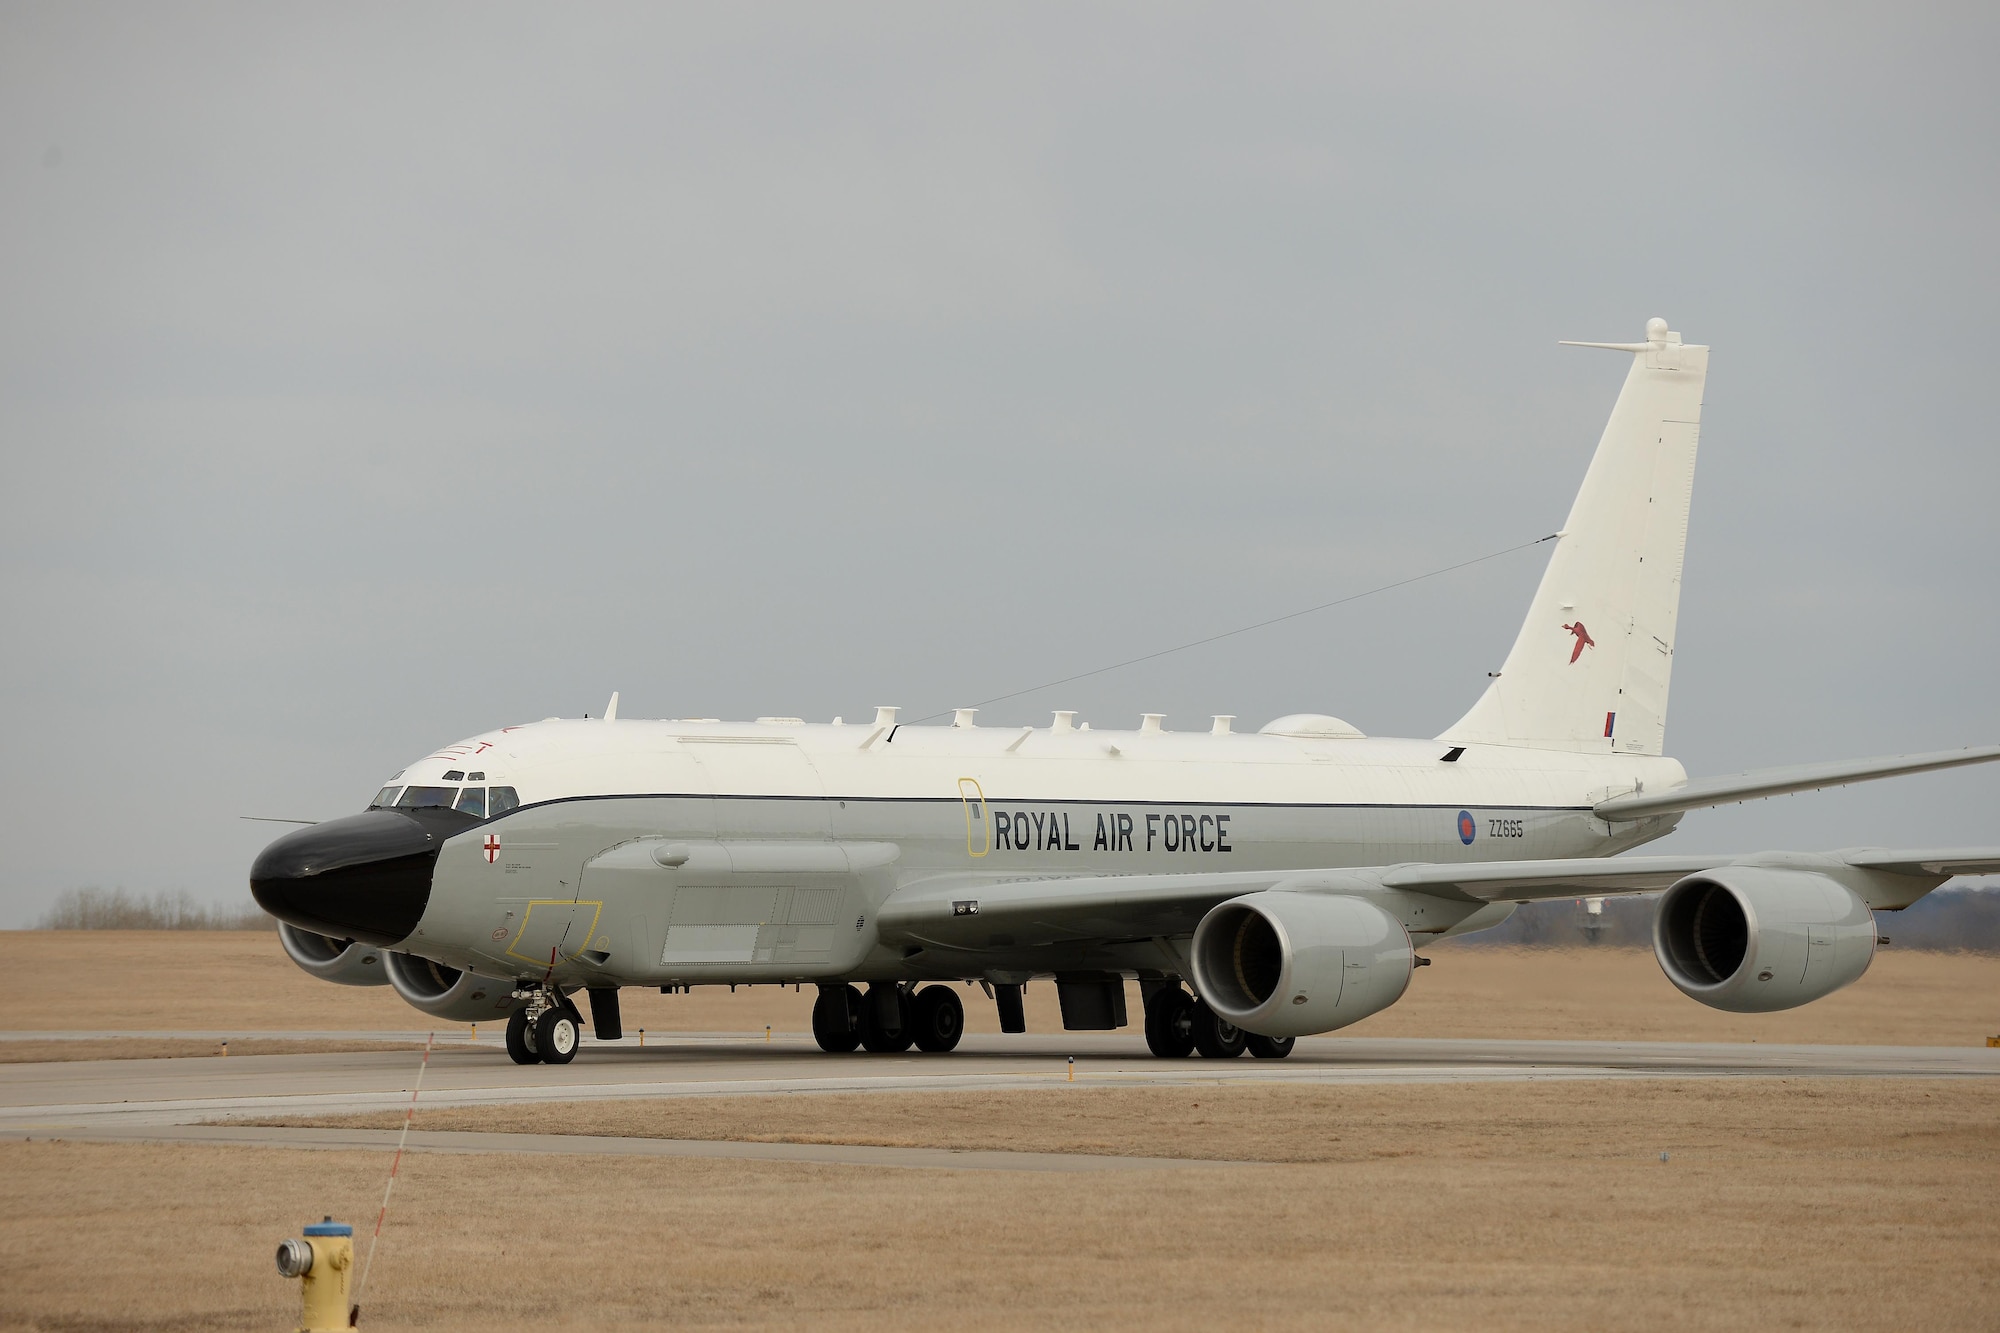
[
  {"xmin": 369, "ymin": 785, "xmax": 403, "ymax": 809},
  {"xmin": 453, "ymin": 787, "xmax": 487, "ymax": 818},
  {"xmin": 396, "ymin": 786, "xmax": 457, "ymax": 810},
  {"xmin": 467, "ymin": 771, "xmax": 485, "ymax": 781},
  {"xmin": 443, "ymin": 770, "xmax": 466, "ymax": 782},
  {"xmin": 489, "ymin": 786, "xmax": 521, "ymax": 816}
]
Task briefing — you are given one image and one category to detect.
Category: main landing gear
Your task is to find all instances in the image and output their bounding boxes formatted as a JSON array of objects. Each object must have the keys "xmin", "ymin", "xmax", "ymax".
[
  {"xmin": 505, "ymin": 987, "xmax": 584, "ymax": 1066},
  {"xmin": 1144, "ymin": 985, "xmax": 1294, "ymax": 1060},
  {"xmin": 812, "ymin": 982, "xmax": 964, "ymax": 1054},
  {"xmin": 809, "ymin": 979, "xmax": 1290, "ymax": 1060}
]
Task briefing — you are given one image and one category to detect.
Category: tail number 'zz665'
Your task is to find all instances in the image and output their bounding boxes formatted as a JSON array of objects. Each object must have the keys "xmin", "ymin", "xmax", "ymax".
[{"xmin": 1487, "ymin": 818, "xmax": 1525, "ymax": 839}]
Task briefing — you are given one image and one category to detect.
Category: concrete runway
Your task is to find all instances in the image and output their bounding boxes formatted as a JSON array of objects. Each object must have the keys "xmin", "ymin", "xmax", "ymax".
[
  {"xmin": 7, "ymin": 1033, "xmax": 1994, "ymax": 1119},
  {"xmin": 4, "ymin": 1031, "xmax": 1993, "ymax": 1166}
]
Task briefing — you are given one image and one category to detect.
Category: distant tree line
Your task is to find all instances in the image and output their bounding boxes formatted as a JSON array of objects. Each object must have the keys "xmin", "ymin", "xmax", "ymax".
[
  {"xmin": 1446, "ymin": 884, "xmax": 2000, "ymax": 953},
  {"xmin": 36, "ymin": 887, "xmax": 275, "ymax": 931}
]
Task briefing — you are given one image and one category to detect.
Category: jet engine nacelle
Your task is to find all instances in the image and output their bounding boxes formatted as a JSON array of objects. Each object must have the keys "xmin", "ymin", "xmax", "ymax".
[
  {"xmin": 1190, "ymin": 892, "xmax": 1413, "ymax": 1038},
  {"xmin": 277, "ymin": 921, "xmax": 390, "ymax": 986},
  {"xmin": 1652, "ymin": 867, "xmax": 1876, "ymax": 1013},
  {"xmin": 383, "ymin": 951, "xmax": 522, "ymax": 1022}
]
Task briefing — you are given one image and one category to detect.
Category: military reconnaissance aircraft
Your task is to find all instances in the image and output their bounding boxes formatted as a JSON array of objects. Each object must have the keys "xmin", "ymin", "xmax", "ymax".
[{"xmin": 252, "ymin": 319, "xmax": 2000, "ymax": 1065}]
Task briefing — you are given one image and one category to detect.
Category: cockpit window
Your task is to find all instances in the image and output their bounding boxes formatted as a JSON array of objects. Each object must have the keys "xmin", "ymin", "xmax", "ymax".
[
  {"xmin": 467, "ymin": 771, "xmax": 485, "ymax": 781},
  {"xmin": 453, "ymin": 787, "xmax": 487, "ymax": 818},
  {"xmin": 369, "ymin": 785, "xmax": 402, "ymax": 809},
  {"xmin": 442, "ymin": 770, "xmax": 466, "ymax": 782},
  {"xmin": 395, "ymin": 786, "xmax": 457, "ymax": 810},
  {"xmin": 489, "ymin": 786, "xmax": 521, "ymax": 816}
]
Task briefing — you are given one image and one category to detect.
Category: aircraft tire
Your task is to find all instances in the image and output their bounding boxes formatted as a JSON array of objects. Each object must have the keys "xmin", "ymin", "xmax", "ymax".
[
  {"xmin": 1143, "ymin": 987, "xmax": 1196, "ymax": 1058},
  {"xmin": 1245, "ymin": 1033, "xmax": 1296, "ymax": 1059},
  {"xmin": 505, "ymin": 1007, "xmax": 541, "ymax": 1065},
  {"xmin": 536, "ymin": 1008, "xmax": 581, "ymax": 1064},
  {"xmin": 859, "ymin": 987, "xmax": 914, "ymax": 1054},
  {"xmin": 812, "ymin": 984, "xmax": 864, "ymax": 1053},
  {"xmin": 1190, "ymin": 1000, "xmax": 1247, "ymax": 1059},
  {"xmin": 910, "ymin": 985, "xmax": 965, "ymax": 1053}
]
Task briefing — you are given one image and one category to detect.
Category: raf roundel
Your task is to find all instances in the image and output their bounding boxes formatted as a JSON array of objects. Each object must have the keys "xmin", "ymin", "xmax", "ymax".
[{"xmin": 1457, "ymin": 811, "xmax": 1476, "ymax": 845}]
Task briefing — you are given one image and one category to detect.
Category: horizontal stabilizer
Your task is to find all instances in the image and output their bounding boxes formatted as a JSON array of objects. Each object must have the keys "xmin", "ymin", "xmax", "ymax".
[{"xmin": 1594, "ymin": 744, "xmax": 2000, "ymax": 821}]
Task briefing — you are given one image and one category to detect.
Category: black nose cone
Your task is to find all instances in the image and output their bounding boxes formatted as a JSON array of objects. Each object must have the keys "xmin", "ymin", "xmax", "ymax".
[{"xmin": 251, "ymin": 808, "xmax": 473, "ymax": 947}]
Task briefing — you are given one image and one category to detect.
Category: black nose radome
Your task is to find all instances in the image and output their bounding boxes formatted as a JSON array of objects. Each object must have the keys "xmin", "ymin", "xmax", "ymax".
[{"xmin": 251, "ymin": 807, "xmax": 475, "ymax": 947}]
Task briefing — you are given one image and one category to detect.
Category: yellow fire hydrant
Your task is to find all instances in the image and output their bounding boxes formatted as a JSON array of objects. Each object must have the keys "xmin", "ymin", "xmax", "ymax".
[{"xmin": 275, "ymin": 1218, "xmax": 355, "ymax": 1331}]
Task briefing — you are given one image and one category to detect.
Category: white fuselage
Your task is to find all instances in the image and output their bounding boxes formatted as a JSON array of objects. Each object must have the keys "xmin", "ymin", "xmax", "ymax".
[{"xmin": 393, "ymin": 716, "xmax": 1686, "ymax": 987}]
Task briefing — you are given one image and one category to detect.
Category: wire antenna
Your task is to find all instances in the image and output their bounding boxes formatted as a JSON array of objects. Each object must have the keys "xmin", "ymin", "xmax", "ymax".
[
  {"xmin": 912, "ymin": 531, "xmax": 1558, "ymax": 723},
  {"xmin": 354, "ymin": 1030, "xmax": 436, "ymax": 1322}
]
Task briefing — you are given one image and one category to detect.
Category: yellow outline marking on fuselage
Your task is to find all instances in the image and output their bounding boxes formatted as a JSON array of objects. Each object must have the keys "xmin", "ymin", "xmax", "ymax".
[{"xmin": 504, "ymin": 899, "xmax": 606, "ymax": 965}]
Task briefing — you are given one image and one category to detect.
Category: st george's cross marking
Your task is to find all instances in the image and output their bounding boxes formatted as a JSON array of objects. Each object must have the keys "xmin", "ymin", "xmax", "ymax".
[{"xmin": 483, "ymin": 834, "xmax": 501, "ymax": 864}]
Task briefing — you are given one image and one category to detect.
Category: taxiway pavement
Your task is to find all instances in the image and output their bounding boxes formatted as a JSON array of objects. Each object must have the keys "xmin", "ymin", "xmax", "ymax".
[{"xmin": 4, "ymin": 1032, "xmax": 1991, "ymax": 1143}]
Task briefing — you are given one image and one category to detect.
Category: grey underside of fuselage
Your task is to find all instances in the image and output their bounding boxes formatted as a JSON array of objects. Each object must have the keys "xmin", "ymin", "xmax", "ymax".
[{"xmin": 404, "ymin": 794, "xmax": 1675, "ymax": 987}]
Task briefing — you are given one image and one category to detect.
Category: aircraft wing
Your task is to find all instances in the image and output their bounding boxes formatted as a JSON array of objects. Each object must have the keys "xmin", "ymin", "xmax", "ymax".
[
  {"xmin": 1293, "ymin": 845, "xmax": 2000, "ymax": 906},
  {"xmin": 877, "ymin": 856, "xmax": 1746, "ymax": 949},
  {"xmin": 1377, "ymin": 854, "xmax": 1729, "ymax": 901},
  {"xmin": 876, "ymin": 847, "xmax": 2000, "ymax": 949},
  {"xmin": 1839, "ymin": 847, "xmax": 2000, "ymax": 877},
  {"xmin": 1593, "ymin": 744, "xmax": 2000, "ymax": 821}
]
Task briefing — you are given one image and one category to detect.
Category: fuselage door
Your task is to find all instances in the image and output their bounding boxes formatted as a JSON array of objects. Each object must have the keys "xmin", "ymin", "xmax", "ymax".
[
  {"xmin": 959, "ymin": 777, "xmax": 989, "ymax": 858},
  {"xmin": 503, "ymin": 896, "xmax": 596, "ymax": 970}
]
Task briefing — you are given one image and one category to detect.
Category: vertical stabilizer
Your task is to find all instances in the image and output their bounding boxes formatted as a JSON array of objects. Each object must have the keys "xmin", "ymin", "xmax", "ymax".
[{"xmin": 1441, "ymin": 318, "xmax": 1708, "ymax": 755}]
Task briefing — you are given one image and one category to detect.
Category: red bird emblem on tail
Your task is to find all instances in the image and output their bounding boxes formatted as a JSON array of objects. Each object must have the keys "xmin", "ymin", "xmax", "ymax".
[{"xmin": 1562, "ymin": 621, "xmax": 1595, "ymax": 663}]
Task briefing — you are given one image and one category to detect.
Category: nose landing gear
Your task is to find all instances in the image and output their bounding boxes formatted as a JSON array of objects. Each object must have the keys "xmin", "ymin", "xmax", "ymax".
[{"xmin": 504, "ymin": 986, "xmax": 584, "ymax": 1065}]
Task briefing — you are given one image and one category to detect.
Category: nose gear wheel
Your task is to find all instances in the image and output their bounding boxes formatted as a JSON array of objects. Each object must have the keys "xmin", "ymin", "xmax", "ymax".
[{"xmin": 505, "ymin": 985, "xmax": 586, "ymax": 1065}]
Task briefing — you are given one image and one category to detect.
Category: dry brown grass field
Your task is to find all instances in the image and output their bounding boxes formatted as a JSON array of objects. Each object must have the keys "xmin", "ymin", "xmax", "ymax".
[
  {"xmin": 3, "ymin": 1079, "xmax": 1995, "ymax": 1332},
  {"xmin": 271, "ymin": 1077, "xmax": 2000, "ymax": 1164},
  {"xmin": 4, "ymin": 932, "xmax": 1999, "ymax": 1329},
  {"xmin": 0, "ymin": 1037, "xmax": 428, "ymax": 1064},
  {"xmin": 7, "ymin": 930, "xmax": 1998, "ymax": 1046}
]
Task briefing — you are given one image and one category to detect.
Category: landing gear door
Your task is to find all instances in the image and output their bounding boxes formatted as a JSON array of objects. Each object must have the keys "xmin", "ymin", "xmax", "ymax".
[{"xmin": 959, "ymin": 778, "xmax": 989, "ymax": 858}]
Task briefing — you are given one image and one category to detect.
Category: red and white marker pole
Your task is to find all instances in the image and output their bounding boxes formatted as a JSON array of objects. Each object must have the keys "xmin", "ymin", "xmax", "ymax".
[{"xmin": 354, "ymin": 1030, "xmax": 435, "ymax": 1320}]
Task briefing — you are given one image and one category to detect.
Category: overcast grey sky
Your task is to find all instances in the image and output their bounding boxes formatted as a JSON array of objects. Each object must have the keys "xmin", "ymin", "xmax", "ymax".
[{"xmin": 2, "ymin": 4, "xmax": 1996, "ymax": 925}]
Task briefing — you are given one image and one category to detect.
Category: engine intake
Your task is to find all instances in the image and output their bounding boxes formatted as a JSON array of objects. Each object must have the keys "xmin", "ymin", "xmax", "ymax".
[
  {"xmin": 383, "ymin": 951, "xmax": 521, "ymax": 1022},
  {"xmin": 1653, "ymin": 867, "xmax": 1876, "ymax": 1013},
  {"xmin": 277, "ymin": 922, "xmax": 389, "ymax": 986},
  {"xmin": 1190, "ymin": 892, "xmax": 1413, "ymax": 1038}
]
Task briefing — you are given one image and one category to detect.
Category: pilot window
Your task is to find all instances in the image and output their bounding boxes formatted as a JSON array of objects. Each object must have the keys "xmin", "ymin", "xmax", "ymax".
[
  {"xmin": 467, "ymin": 771, "xmax": 485, "ymax": 781},
  {"xmin": 488, "ymin": 786, "xmax": 521, "ymax": 816},
  {"xmin": 396, "ymin": 786, "xmax": 457, "ymax": 810},
  {"xmin": 442, "ymin": 770, "xmax": 466, "ymax": 782},
  {"xmin": 453, "ymin": 787, "xmax": 487, "ymax": 818},
  {"xmin": 369, "ymin": 785, "xmax": 402, "ymax": 809}
]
